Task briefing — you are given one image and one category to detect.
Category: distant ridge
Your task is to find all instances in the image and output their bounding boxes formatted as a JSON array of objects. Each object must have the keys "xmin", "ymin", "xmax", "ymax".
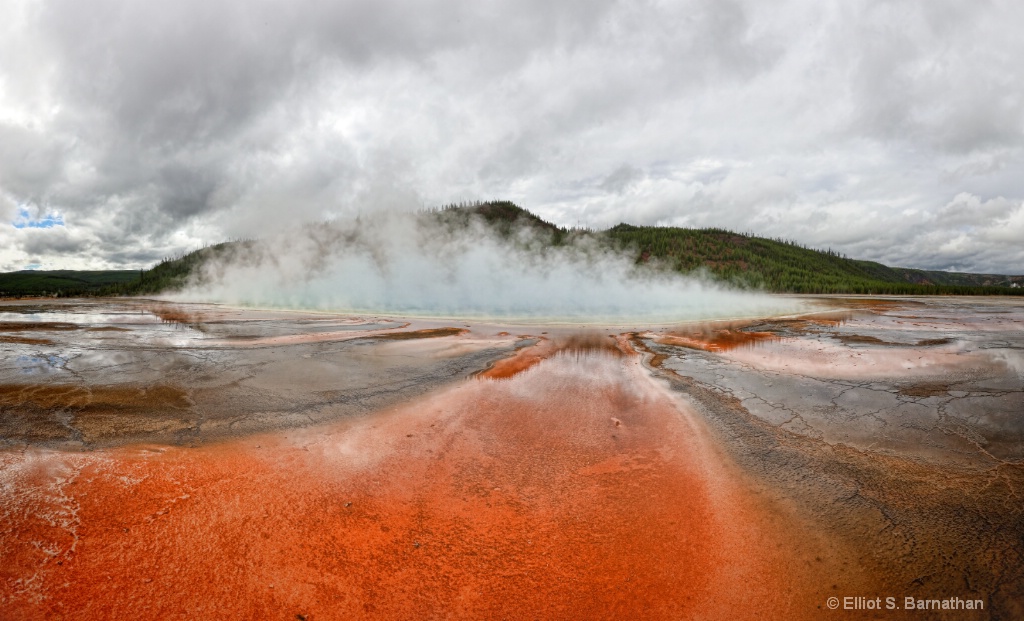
[
  {"xmin": 434, "ymin": 202, "xmax": 1024, "ymax": 294},
  {"xmin": 2, "ymin": 201, "xmax": 1021, "ymax": 298},
  {"xmin": 0, "ymin": 270, "xmax": 139, "ymax": 298},
  {"xmin": 604, "ymin": 222, "xmax": 1024, "ymax": 294}
]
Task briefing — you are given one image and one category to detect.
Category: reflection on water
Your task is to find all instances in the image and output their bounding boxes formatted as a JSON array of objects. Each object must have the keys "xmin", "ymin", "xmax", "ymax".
[
  {"xmin": 651, "ymin": 313, "xmax": 857, "ymax": 354},
  {"xmin": 656, "ymin": 328, "xmax": 780, "ymax": 352},
  {"xmin": 0, "ymin": 310, "xmax": 161, "ymax": 325},
  {"xmin": 0, "ymin": 301, "xmax": 408, "ymax": 350},
  {"xmin": 15, "ymin": 354, "xmax": 68, "ymax": 375}
]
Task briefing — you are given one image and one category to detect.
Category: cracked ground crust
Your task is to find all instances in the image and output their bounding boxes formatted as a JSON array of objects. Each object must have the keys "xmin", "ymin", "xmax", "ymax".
[
  {"xmin": 0, "ymin": 341, "xmax": 875, "ymax": 620},
  {"xmin": 0, "ymin": 301, "xmax": 516, "ymax": 448},
  {"xmin": 1, "ymin": 296, "xmax": 1022, "ymax": 619},
  {"xmin": 633, "ymin": 297, "xmax": 1024, "ymax": 619}
]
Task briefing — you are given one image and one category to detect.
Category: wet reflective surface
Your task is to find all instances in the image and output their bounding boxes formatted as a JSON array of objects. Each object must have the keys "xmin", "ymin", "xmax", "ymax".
[
  {"xmin": 645, "ymin": 297, "xmax": 1024, "ymax": 466},
  {"xmin": 640, "ymin": 296, "xmax": 1024, "ymax": 619},
  {"xmin": 1, "ymin": 296, "xmax": 1022, "ymax": 619},
  {"xmin": 0, "ymin": 300, "xmax": 512, "ymax": 447}
]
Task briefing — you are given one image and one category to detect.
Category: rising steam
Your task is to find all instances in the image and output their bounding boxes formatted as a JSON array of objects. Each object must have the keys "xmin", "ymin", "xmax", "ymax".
[{"xmin": 170, "ymin": 210, "xmax": 805, "ymax": 323}]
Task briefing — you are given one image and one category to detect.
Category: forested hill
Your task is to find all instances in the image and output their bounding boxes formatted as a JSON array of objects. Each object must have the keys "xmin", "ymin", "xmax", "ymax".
[
  {"xmin": 439, "ymin": 202, "xmax": 1022, "ymax": 294},
  {"xmin": 604, "ymin": 223, "xmax": 1024, "ymax": 294},
  {"xmin": 0, "ymin": 270, "xmax": 139, "ymax": 298},
  {"xmin": 2, "ymin": 201, "xmax": 1022, "ymax": 297}
]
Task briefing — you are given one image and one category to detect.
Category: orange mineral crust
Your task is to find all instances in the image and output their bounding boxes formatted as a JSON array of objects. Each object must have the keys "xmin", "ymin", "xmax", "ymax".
[
  {"xmin": 652, "ymin": 321, "xmax": 783, "ymax": 353},
  {"xmin": 1, "ymin": 351, "xmax": 846, "ymax": 620}
]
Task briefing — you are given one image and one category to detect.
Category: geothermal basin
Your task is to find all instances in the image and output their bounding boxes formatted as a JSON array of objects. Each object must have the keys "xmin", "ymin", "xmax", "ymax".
[{"xmin": 1, "ymin": 297, "xmax": 1022, "ymax": 619}]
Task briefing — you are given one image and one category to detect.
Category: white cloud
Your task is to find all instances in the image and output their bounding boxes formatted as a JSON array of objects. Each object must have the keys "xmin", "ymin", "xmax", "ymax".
[
  {"xmin": 0, "ymin": 0, "xmax": 1021, "ymax": 273},
  {"xmin": 0, "ymin": 190, "xmax": 17, "ymax": 222}
]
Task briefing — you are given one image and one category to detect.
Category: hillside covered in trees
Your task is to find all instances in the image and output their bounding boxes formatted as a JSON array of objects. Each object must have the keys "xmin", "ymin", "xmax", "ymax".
[
  {"xmin": 2, "ymin": 201, "xmax": 1022, "ymax": 297},
  {"xmin": 604, "ymin": 223, "xmax": 1024, "ymax": 294},
  {"xmin": 0, "ymin": 270, "xmax": 140, "ymax": 298}
]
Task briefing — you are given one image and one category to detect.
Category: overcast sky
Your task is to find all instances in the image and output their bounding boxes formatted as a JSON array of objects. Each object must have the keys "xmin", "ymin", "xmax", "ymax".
[{"xmin": 1, "ymin": 0, "xmax": 1022, "ymax": 273}]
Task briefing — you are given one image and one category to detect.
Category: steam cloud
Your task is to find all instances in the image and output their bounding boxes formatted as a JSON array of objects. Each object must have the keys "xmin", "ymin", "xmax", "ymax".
[{"xmin": 171, "ymin": 211, "xmax": 806, "ymax": 323}]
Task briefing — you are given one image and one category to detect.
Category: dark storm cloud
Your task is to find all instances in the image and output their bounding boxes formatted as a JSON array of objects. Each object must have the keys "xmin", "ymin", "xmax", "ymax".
[
  {"xmin": 0, "ymin": 123, "xmax": 70, "ymax": 200},
  {"xmin": 20, "ymin": 226, "xmax": 89, "ymax": 255},
  {"xmin": 600, "ymin": 165, "xmax": 643, "ymax": 194},
  {"xmin": 0, "ymin": 0, "xmax": 1022, "ymax": 273}
]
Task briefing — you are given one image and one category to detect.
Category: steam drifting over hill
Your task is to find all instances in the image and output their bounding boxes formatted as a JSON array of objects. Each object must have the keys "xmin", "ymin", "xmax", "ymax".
[{"xmin": 170, "ymin": 207, "xmax": 804, "ymax": 322}]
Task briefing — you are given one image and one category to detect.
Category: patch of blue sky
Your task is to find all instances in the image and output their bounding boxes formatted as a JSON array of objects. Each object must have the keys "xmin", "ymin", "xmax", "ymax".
[{"xmin": 13, "ymin": 206, "xmax": 64, "ymax": 229}]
